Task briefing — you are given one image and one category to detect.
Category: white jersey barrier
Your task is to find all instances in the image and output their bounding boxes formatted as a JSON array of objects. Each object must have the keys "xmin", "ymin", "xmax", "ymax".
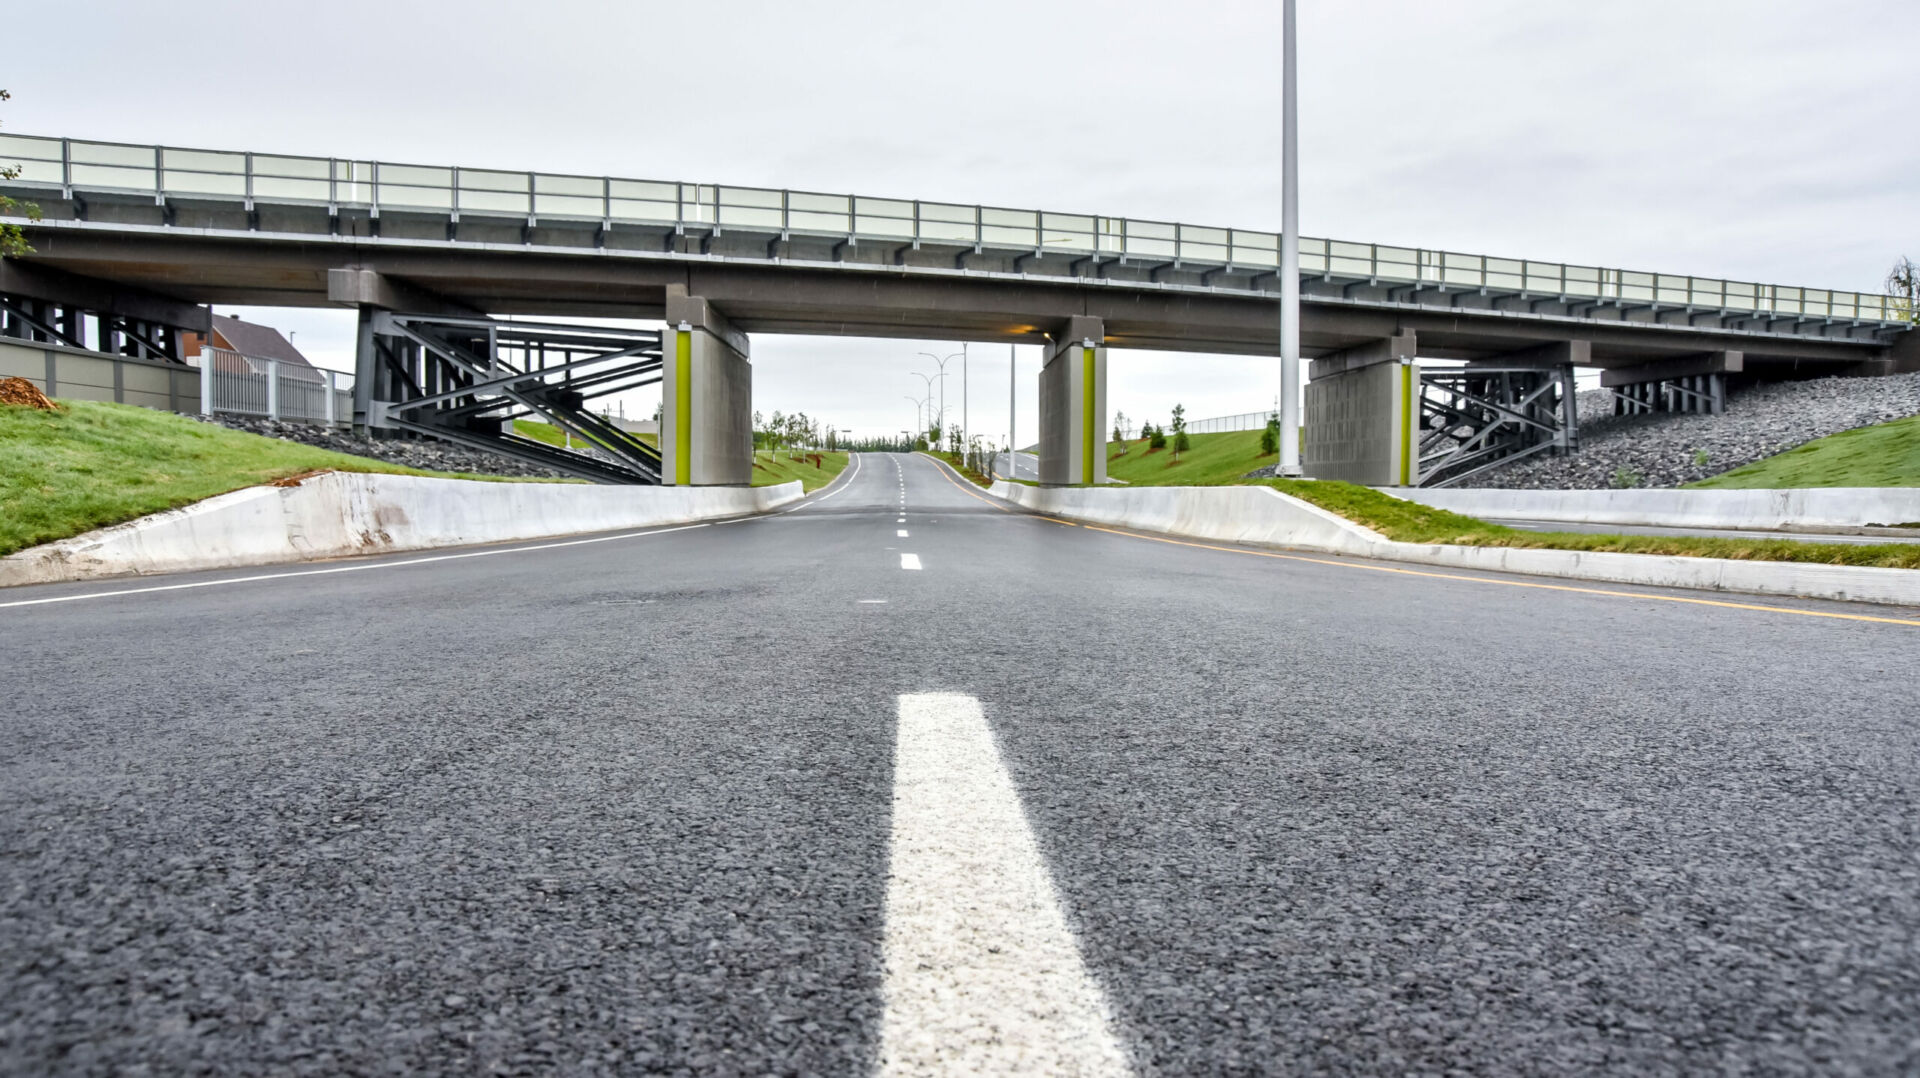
[
  {"xmin": 989, "ymin": 481, "xmax": 1920, "ymax": 609},
  {"xmin": 1, "ymin": 472, "xmax": 802, "ymax": 587},
  {"xmin": 1386, "ymin": 487, "xmax": 1920, "ymax": 533}
]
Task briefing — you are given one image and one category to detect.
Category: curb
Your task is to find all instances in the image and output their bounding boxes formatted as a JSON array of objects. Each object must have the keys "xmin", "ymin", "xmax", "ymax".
[
  {"xmin": 1, "ymin": 472, "xmax": 804, "ymax": 588},
  {"xmin": 990, "ymin": 482, "xmax": 1920, "ymax": 609}
]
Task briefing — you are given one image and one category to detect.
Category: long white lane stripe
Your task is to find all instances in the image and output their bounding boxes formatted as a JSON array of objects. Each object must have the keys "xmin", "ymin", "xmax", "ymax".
[
  {"xmin": 879, "ymin": 693, "xmax": 1131, "ymax": 1077},
  {"xmin": 0, "ymin": 522, "xmax": 714, "ymax": 610}
]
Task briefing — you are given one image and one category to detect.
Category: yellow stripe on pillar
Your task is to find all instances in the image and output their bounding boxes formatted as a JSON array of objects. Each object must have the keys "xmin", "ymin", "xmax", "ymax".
[
  {"xmin": 675, "ymin": 329, "xmax": 692, "ymax": 486},
  {"xmin": 1081, "ymin": 346, "xmax": 1095, "ymax": 485}
]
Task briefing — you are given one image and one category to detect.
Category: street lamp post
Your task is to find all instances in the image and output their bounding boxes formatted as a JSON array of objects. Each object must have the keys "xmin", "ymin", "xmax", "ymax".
[
  {"xmin": 904, "ymin": 395, "xmax": 928, "ymax": 444},
  {"xmin": 918, "ymin": 350, "xmax": 963, "ymax": 447},
  {"xmin": 1278, "ymin": 0, "xmax": 1303, "ymax": 476}
]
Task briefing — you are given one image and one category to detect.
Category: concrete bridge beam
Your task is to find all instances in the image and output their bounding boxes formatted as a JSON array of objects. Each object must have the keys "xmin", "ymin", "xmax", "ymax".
[
  {"xmin": 1038, "ymin": 315, "xmax": 1107, "ymax": 486},
  {"xmin": 662, "ymin": 287, "xmax": 753, "ymax": 486}
]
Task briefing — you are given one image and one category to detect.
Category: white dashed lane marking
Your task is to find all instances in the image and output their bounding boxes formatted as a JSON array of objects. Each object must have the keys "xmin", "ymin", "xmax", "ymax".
[
  {"xmin": 878, "ymin": 693, "xmax": 1131, "ymax": 1077},
  {"xmin": 897, "ymin": 530, "xmax": 909, "ymax": 538},
  {"xmin": 899, "ymin": 554, "xmax": 923, "ymax": 571}
]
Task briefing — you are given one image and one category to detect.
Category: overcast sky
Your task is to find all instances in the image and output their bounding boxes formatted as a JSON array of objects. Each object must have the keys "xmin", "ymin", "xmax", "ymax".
[{"xmin": 8, "ymin": 0, "xmax": 1916, "ymax": 443}]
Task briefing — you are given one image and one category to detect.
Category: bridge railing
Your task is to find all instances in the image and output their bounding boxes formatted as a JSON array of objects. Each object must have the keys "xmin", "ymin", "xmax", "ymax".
[{"xmin": 1, "ymin": 133, "xmax": 1909, "ymax": 325}]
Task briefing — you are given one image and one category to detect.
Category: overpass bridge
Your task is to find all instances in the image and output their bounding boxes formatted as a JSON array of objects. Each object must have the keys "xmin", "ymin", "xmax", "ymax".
[{"xmin": 2, "ymin": 134, "xmax": 1913, "ymax": 485}]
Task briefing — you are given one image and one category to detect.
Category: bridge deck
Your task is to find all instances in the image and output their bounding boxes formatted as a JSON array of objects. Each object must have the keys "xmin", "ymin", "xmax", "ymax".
[{"xmin": 1, "ymin": 134, "xmax": 1911, "ymax": 373}]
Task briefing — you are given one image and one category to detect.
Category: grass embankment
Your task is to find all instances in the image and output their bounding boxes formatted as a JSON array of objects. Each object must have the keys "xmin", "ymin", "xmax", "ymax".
[
  {"xmin": 1106, "ymin": 429, "xmax": 1274, "ymax": 485},
  {"xmin": 0, "ymin": 400, "xmax": 527, "ymax": 557},
  {"xmin": 1688, "ymin": 414, "xmax": 1920, "ymax": 490},
  {"xmin": 513, "ymin": 419, "xmax": 657, "ymax": 451},
  {"xmin": 751, "ymin": 449, "xmax": 849, "ymax": 492},
  {"xmin": 923, "ymin": 451, "xmax": 994, "ymax": 488},
  {"xmin": 1261, "ymin": 478, "xmax": 1920, "ymax": 570}
]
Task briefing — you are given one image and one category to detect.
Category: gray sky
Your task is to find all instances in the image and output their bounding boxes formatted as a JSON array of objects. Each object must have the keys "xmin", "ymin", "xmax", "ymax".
[{"xmin": 8, "ymin": 0, "xmax": 1916, "ymax": 443}]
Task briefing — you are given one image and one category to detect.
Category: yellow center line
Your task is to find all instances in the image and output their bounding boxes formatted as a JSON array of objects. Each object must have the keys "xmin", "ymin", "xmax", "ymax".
[
  {"xmin": 1070, "ymin": 523, "xmax": 1920, "ymax": 628},
  {"xmin": 922, "ymin": 455, "xmax": 1078, "ymax": 526}
]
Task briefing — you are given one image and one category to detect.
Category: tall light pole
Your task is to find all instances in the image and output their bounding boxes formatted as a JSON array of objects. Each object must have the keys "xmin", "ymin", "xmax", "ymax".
[
  {"xmin": 910, "ymin": 372, "xmax": 938, "ymax": 435},
  {"xmin": 918, "ymin": 350, "xmax": 962, "ymax": 444},
  {"xmin": 1278, "ymin": 0, "xmax": 1303, "ymax": 476},
  {"xmin": 1008, "ymin": 342, "xmax": 1016, "ymax": 476},
  {"xmin": 904, "ymin": 395, "xmax": 927, "ymax": 443}
]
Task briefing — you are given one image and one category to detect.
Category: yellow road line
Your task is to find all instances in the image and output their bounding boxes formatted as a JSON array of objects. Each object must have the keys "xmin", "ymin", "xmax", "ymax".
[
  {"xmin": 920, "ymin": 455, "xmax": 1079, "ymax": 525},
  {"xmin": 1070, "ymin": 523, "xmax": 1920, "ymax": 628}
]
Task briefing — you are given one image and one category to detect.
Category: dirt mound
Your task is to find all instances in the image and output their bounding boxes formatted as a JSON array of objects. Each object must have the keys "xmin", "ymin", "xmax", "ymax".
[{"xmin": 0, "ymin": 377, "xmax": 58, "ymax": 410}]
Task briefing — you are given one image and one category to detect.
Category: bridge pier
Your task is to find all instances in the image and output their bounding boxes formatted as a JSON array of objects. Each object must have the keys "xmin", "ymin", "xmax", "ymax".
[
  {"xmin": 1037, "ymin": 315, "xmax": 1107, "ymax": 486},
  {"xmin": 662, "ymin": 289, "xmax": 753, "ymax": 486},
  {"xmin": 1303, "ymin": 333, "xmax": 1421, "ymax": 485}
]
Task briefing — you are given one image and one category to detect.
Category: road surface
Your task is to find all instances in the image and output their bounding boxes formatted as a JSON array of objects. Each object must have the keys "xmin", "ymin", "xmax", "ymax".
[{"xmin": 3, "ymin": 452, "xmax": 1916, "ymax": 1074}]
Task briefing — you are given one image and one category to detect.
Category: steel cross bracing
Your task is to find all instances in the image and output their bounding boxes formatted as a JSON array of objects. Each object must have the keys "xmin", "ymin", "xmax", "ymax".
[
  {"xmin": 0, "ymin": 291, "xmax": 188, "ymax": 363},
  {"xmin": 1416, "ymin": 367, "xmax": 1578, "ymax": 488},
  {"xmin": 366, "ymin": 313, "xmax": 663, "ymax": 484}
]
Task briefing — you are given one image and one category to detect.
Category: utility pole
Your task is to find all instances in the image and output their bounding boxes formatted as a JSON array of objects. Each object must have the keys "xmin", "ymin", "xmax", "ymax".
[
  {"xmin": 1008, "ymin": 342, "xmax": 1016, "ymax": 478},
  {"xmin": 962, "ymin": 342, "xmax": 969, "ymax": 454},
  {"xmin": 1278, "ymin": 0, "xmax": 1303, "ymax": 476}
]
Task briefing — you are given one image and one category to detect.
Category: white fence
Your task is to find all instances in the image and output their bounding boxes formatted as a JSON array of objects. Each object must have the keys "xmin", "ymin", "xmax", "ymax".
[
  {"xmin": 1115, "ymin": 410, "xmax": 1275, "ymax": 440},
  {"xmin": 200, "ymin": 347, "xmax": 352, "ymax": 424}
]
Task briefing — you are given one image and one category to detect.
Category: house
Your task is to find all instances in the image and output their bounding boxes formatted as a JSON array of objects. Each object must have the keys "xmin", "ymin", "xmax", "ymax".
[{"xmin": 182, "ymin": 314, "xmax": 326, "ymax": 382}]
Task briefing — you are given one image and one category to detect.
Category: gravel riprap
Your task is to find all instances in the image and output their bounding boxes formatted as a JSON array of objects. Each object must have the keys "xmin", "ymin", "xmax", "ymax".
[
  {"xmin": 1478, "ymin": 372, "xmax": 1920, "ymax": 489},
  {"xmin": 207, "ymin": 415, "xmax": 581, "ymax": 480}
]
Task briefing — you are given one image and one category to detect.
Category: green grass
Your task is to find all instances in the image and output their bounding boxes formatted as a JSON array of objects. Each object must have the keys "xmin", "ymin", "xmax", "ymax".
[
  {"xmin": 1260, "ymin": 478, "xmax": 1920, "ymax": 570},
  {"xmin": 0, "ymin": 400, "xmax": 535, "ymax": 557},
  {"xmin": 923, "ymin": 451, "xmax": 994, "ymax": 488},
  {"xmin": 751, "ymin": 449, "xmax": 849, "ymax": 492},
  {"xmin": 1687, "ymin": 414, "xmax": 1920, "ymax": 489},
  {"xmin": 514, "ymin": 419, "xmax": 656, "ymax": 451},
  {"xmin": 1105, "ymin": 429, "xmax": 1275, "ymax": 486}
]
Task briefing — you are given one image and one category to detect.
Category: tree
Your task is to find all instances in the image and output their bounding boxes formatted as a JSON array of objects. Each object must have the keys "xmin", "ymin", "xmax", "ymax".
[
  {"xmin": 1259, "ymin": 411, "xmax": 1281, "ymax": 456},
  {"xmin": 1170, "ymin": 403, "xmax": 1190, "ymax": 458},
  {"xmin": 1112, "ymin": 411, "xmax": 1129, "ymax": 452},
  {"xmin": 0, "ymin": 90, "xmax": 43, "ymax": 259},
  {"xmin": 1147, "ymin": 422, "xmax": 1167, "ymax": 450},
  {"xmin": 1888, "ymin": 256, "xmax": 1919, "ymax": 324}
]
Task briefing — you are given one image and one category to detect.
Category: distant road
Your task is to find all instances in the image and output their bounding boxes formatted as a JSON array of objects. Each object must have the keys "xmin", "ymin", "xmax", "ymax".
[
  {"xmin": 993, "ymin": 450, "xmax": 1039, "ymax": 481},
  {"xmin": 1492, "ymin": 517, "xmax": 1919, "ymax": 545},
  {"xmin": 3, "ymin": 452, "xmax": 1916, "ymax": 1073}
]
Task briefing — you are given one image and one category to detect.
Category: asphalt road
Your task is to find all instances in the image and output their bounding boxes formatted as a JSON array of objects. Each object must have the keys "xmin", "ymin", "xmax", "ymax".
[
  {"xmin": 993, "ymin": 450, "xmax": 1040, "ymax": 481},
  {"xmin": 3, "ymin": 452, "xmax": 1917, "ymax": 1075}
]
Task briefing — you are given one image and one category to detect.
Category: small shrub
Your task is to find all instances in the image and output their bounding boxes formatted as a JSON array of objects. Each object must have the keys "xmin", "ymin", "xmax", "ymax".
[{"xmin": 1610, "ymin": 466, "xmax": 1644, "ymax": 489}]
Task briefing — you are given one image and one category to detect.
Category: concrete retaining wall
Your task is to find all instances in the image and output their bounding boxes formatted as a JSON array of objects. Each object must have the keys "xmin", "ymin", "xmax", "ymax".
[
  {"xmin": 0, "ymin": 472, "xmax": 803, "ymax": 587},
  {"xmin": 1390, "ymin": 486, "xmax": 1920, "ymax": 531},
  {"xmin": 991, "ymin": 482, "xmax": 1920, "ymax": 608}
]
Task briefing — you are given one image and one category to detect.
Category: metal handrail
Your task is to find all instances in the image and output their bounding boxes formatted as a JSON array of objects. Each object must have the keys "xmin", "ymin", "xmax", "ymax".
[{"xmin": 1, "ymin": 132, "xmax": 1909, "ymax": 325}]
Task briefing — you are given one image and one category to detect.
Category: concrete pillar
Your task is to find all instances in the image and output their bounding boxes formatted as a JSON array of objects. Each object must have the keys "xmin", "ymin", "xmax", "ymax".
[
  {"xmin": 1304, "ymin": 333, "xmax": 1420, "ymax": 485},
  {"xmin": 662, "ymin": 288, "xmax": 753, "ymax": 486},
  {"xmin": 1037, "ymin": 315, "xmax": 1106, "ymax": 485}
]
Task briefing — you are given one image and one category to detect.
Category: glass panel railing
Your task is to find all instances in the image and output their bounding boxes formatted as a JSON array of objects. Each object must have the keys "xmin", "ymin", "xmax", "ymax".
[
  {"xmin": 69, "ymin": 141, "xmax": 154, "ymax": 167},
  {"xmin": 68, "ymin": 163, "xmax": 154, "ymax": 190},
  {"xmin": 790, "ymin": 209, "xmax": 852, "ymax": 233},
  {"xmin": 164, "ymin": 170, "xmax": 246, "ymax": 197},
  {"xmin": 255, "ymin": 154, "xmax": 330, "ymax": 179},
  {"xmin": 459, "ymin": 189, "xmax": 526, "ymax": 214}
]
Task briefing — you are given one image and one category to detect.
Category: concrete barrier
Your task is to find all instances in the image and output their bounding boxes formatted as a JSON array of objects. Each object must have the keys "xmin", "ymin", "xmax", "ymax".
[
  {"xmin": 990, "ymin": 482, "xmax": 1920, "ymax": 608},
  {"xmin": 0, "ymin": 472, "xmax": 803, "ymax": 587},
  {"xmin": 1387, "ymin": 486, "xmax": 1920, "ymax": 532}
]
